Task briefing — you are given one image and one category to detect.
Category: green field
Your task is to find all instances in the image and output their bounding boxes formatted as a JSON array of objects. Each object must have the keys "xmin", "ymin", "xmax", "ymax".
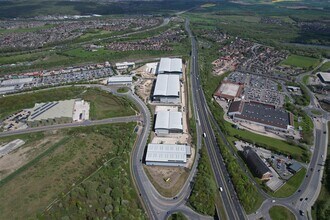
[
  {"xmin": 281, "ymin": 55, "xmax": 321, "ymax": 69},
  {"xmin": 272, "ymin": 168, "xmax": 306, "ymax": 197},
  {"xmin": 319, "ymin": 62, "xmax": 330, "ymax": 72},
  {"xmin": 269, "ymin": 206, "xmax": 295, "ymax": 220},
  {"xmin": 0, "ymin": 123, "xmax": 145, "ymax": 219},
  {"xmin": 0, "ymin": 87, "xmax": 137, "ymax": 120}
]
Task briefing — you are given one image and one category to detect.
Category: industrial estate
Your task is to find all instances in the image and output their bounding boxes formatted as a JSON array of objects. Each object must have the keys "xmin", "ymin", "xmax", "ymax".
[{"xmin": 0, "ymin": 1, "xmax": 329, "ymax": 220}]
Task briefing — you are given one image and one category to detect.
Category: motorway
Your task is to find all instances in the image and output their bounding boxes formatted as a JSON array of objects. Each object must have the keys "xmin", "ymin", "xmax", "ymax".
[{"xmin": 185, "ymin": 19, "xmax": 247, "ymax": 220}]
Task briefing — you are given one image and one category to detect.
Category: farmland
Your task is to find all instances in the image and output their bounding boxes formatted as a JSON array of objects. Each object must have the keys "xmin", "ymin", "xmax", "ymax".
[{"xmin": 281, "ymin": 55, "xmax": 321, "ymax": 69}]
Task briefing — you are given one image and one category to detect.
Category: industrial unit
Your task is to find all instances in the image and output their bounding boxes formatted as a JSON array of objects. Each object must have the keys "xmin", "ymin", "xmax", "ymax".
[
  {"xmin": 214, "ymin": 81, "xmax": 243, "ymax": 101},
  {"xmin": 243, "ymin": 147, "xmax": 272, "ymax": 180},
  {"xmin": 115, "ymin": 62, "xmax": 135, "ymax": 70},
  {"xmin": 0, "ymin": 86, "xmax": 16, "ymax": 94},
  {"xmin": 1, "ymin": 77, "xmax": 33, "ymax": 86},
  {"xmin": 154, "ymin": 111, "xmax": 183, "ymax": 136},
  {"xmin": 317, "ymin": 72, "xmax": 330, "ymax": 84},
  {"xmin": 228, "ymin": 100, "xmax": 294, "ymax": 132},
  {"xmin": 157, "ymin": 58, "xmax": 183, "ymax": 78},
  {"xmin": 153, "ymin": 74, "xmax": 180, "ymax": 104},
  {"xmin": 145, "ymin": 143, "xmax": 191, "ymax": 167},
  {"xmin": 108, "ymin": 76, "xmax": 132, "ymax": 85}
]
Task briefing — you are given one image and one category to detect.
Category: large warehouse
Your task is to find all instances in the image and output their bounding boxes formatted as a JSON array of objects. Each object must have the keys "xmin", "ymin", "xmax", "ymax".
[
  {"xmin": 317, "ymin": 72, "xmax": 330, "ymax": 84},
  {"xmin": 145, "ymin": 143, "xmax": 191, "ymax": 166},
  {"xmin": 228, "ymin": 100, "xmax": 294, "ymax": 132},
  {"xmin": 214, "ymin": 81, "xmax": 243, "ymax": 101},
  {"xmin": 153, "ymin": 74, "xmax": 180, "ymax": 104},
  {"xmin": 157, "ymin": 58, "xmax": 183, "ymax": 78},
  {"xmin": 154, "ymin": 111, "xmax": 183, "ymax": 136}
]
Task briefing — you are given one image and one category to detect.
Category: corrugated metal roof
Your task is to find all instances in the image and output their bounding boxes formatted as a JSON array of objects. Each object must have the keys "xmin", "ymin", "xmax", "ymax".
[
  {"xmin": 318, "ymin": 72, "xmax": 330, "ymax": 82},
  {"xmin": 146, "ymin": 144, "xmax": 189, "ymax": 163},
  {"xmin": 108, "ymin": 76, "xmax": 132, "ymax": 83},
  {"xmin": 154, "ymin": 111, "xmax": 183, "ymax": 130},
  {"xmin": 0, "ymin": 86, "xmax": 16, "ymax": 93},
  {"xmin": 153, "ymin": 74, "xmax": 180, "ymax": 96},
  {"xmin": 158, "ymin": 58, "xmax": 182, "ymax": 74},
  {"xmin": 1, "ymin": 78, "xmax": 33, "ymax": 86}
]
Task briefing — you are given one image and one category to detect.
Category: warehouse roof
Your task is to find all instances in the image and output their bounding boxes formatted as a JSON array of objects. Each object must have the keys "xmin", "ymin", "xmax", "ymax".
[
  {"xmin": 1, "ymin": 77, "xmax": 33, "ymax": 86},
  {"xmin": 146, "ymin": 144, "xmax": 190, "ymax": 163},
  {"xmin": 231, "ymin": 101, "xmax": 292, "ymax": 130},
  {"xmin": 153, "ymin": 74, "xmax": 180, "ymax": 97},
  {"xmin": 108, "ymin": 76, "xmax": 132, "ymax": 83},
  {"xmin": 154, "ymin": 111, "xmax": 183, "ymax": 131},
  {"xmin": 317, "ymin": 72, "xmax": 330, "ymax": 83},
  {"xmin": 27, "ymin": 99, "xmax": 76, "ymax": 121},
  {"xmin": 158, "ymin": 58, "xmax": 182, "ymax": 74},
  {"xmin": 214, "ymin": 81, "xmax": 243, "ymax": 100}
]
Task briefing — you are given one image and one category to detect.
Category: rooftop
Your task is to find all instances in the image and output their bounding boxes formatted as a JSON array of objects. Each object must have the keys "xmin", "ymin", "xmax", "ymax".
[
  {"xmin": 154, "ymin": 111, "xmax": 183, "ymax": 131},
  {"xmin": 146, "ymin": 143, "xmax": 190, "ymax": 163},
  {"xmin": 158, "ymin": 58, "xmax": 182, "ymax": 74},
  {"xmin": 1, "ymin": 78, "xmax": 33, "ymax": 86},
  {"xmin": 108, "ymin": 76, "xmax": 132, "ymax": 83},
  {"xmin": 153, "ymin": 74, "xmax": 180, "ymax": 97},
  {"xmin": 230, "ymin": 101, "xmax": 292, "ymax": 130},
  {"xmin": 214, "ymin": 81, "xmax": 243, "ymax": 99},
  {"xmin": 243, "ymin": 147, "xmax": 271, "ymax": 176},
  {"xmin": 317, "ymin": 72, "xmax": 330, "ymax": 82}
]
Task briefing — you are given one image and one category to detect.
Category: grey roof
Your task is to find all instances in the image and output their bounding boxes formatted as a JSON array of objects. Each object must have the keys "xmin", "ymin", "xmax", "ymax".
[
  {"xmin": 288, "ymin": 162, "xmax": 302, "ymax": 172},
  {"xmin": 0, "ymin": 86, "xmax": 16, "ymax": 94},
  {"xmin": 1, "ymin": 78, "xmax": 33, "ymax": 86},
  {"xmin": 108, "ymin": 76, "xmax": 132, "ymax": 83},
  {"xmin": 234, "ymin": 101, "xmax": 291, "ymax": 129},
  {"xmin": 158, "ymin": 58, "xmax": 182, "ymax": 74},
  {"xmin": 154, "ymin": 111, "xmax": 183, "ymax": 131},
  {"xmin": 243, "ymin": 147, "xmax": 271, "ymax": 177},
  {"xmin": 146, "ymin": 143, "xmax": 190, "ymax": 163},
  {"xmin": 153, "ymin": 74, "xmax": 180, "ymax": 97}
]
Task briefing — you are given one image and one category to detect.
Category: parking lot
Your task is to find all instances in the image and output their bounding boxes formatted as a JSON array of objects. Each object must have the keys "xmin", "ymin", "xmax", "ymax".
[{"xmin": 0, "ymin": 63, "xmax": 115, "ymax": 94}]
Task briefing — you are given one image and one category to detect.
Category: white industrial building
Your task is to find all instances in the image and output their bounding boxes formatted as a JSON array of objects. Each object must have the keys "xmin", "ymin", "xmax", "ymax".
[
  {"xmin": 0, "ymin": 86, "xmax": 16, "ymax": 94},
  {"xmin": 108, "ymin": 76, "xmax": 132, "ymax": 85},
  {"xmin": 153, "ymin": 74, "xmax": 180, "ymax": 104},
  {"xmin": 154, "ymin": 111, "xmax": 183, "ymax": 136},
  {"xmin": 317, "ymin": 72, "xmax": 330, "ymax": 84},
  {"xmin": 145, "ymin": 143, "xmax": 191, "ymax": 166},
  {"xmin": 115, "ymin": 62, "xmax": 135, "ymax": 70},
  {"xmin": 157, "ymin": 58, "xmax": 183, "ymax": 78},
  {"xmin": 1, "ymin": 77, "xmax": 33, "ymax": 86}
]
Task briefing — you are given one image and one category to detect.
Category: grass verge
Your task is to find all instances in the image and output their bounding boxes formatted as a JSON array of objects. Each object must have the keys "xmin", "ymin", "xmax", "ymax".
[
  {"xmin": 269, "ymin": 205, "xmax": 295, "ymax": 220},
  {"xmin": 272, "ymin": 168, "xmax": 306, "ymax": 198}
]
